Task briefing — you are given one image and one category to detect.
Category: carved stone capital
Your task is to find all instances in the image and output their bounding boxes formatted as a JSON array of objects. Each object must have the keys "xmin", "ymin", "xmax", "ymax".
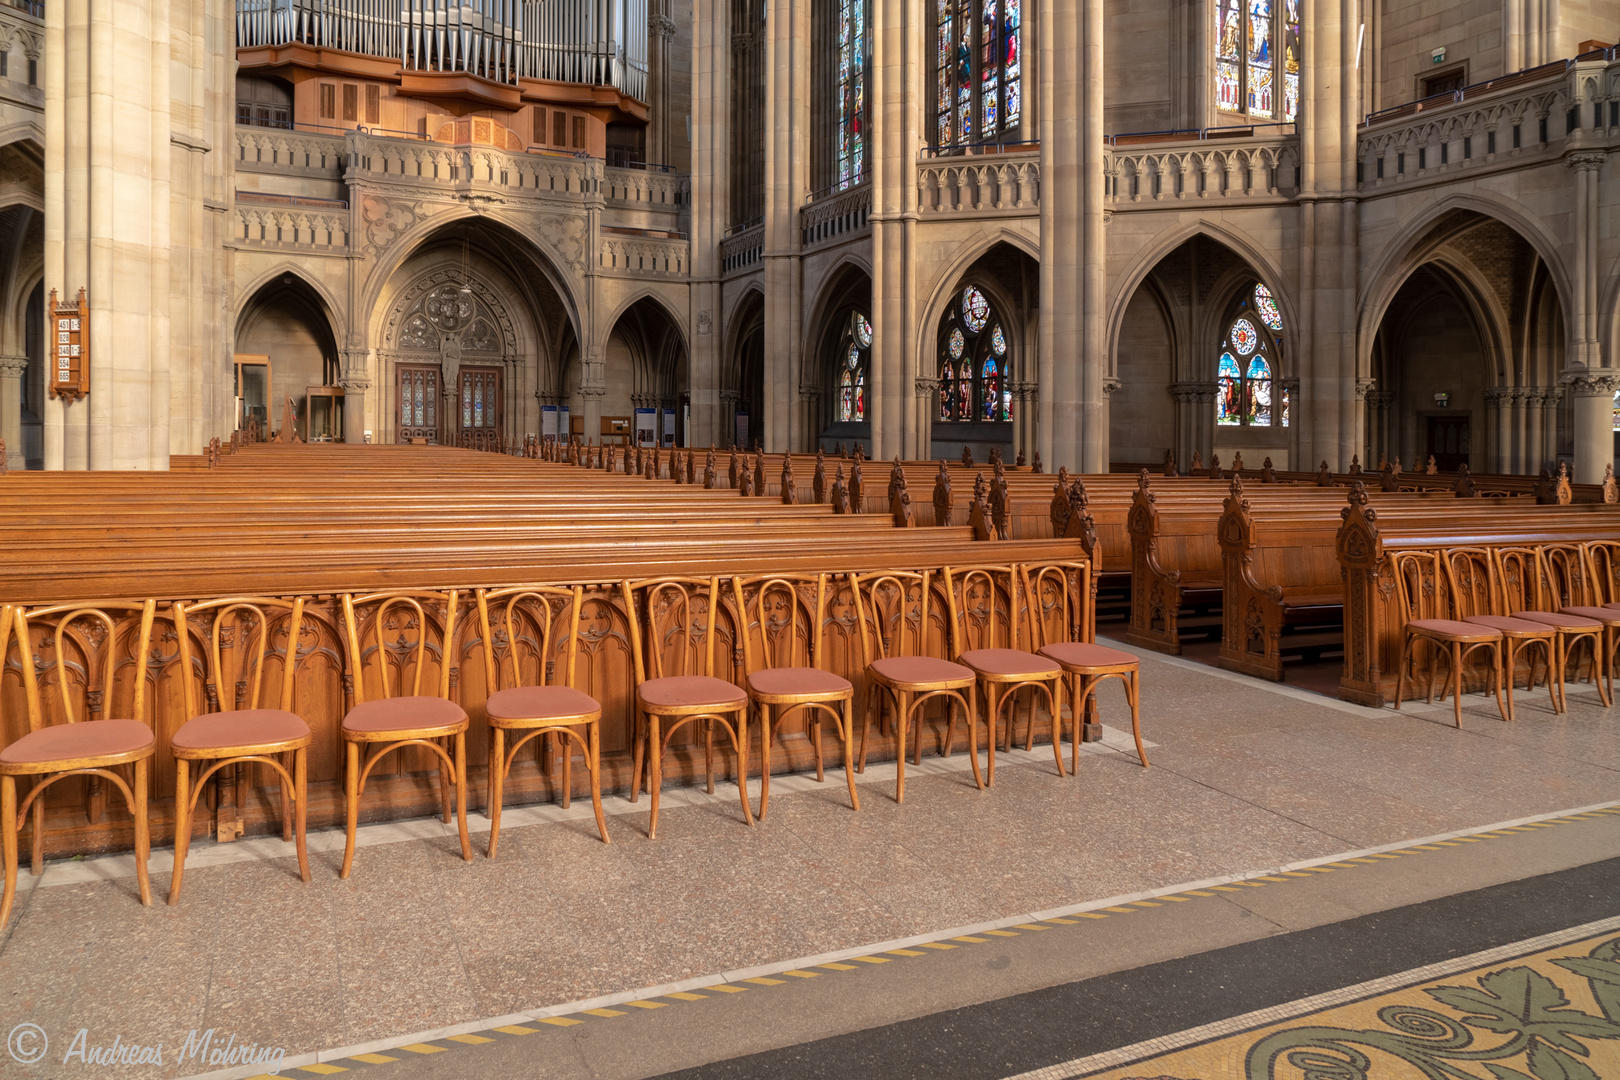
[
  {"xmin": 798, "ymin": 384, "xmax": 822, "ymax": 401},
  {"xmin": 1354, "ymin": 377, "xmax": 1377, "ymax": 401},
  {"xmin": 1564, "ymin": 371, "xmax": 1620, "ymax": 397},
  {"xmin": 1102, "ymin": 377, "xmax": 1123, "ymax": 398},
  {"xmin": 338, "ymin": 376, "xmax": 372, "ymax": 393},
  {"xmin": 0, "ymin": 356, "xmax": 28, "ymax": 378},
  {"xmin": 1365, "ymin": 391, "xmax": 1395, "ymax": 409},
  {"xmin": 731, "ymin": 31, "xmax": 753, "ymax": 52},
  {"xmin": 578, "ymin": 385, "xmax": 607, "ymax": 399},
  {"xmin": 1567, "ymin": 151, "xmax": 1607, "ymax": 174},
  {"xmin": 914, "ymin": 377, "xmax": 940, "ymax": 396},
  {"xmin": 1170, "ymin": 381, "xmax": 1219, "ymax": 405},
  {"xmin": 650, "ymin": 14, "xmax": 677, "ymax": 39}
]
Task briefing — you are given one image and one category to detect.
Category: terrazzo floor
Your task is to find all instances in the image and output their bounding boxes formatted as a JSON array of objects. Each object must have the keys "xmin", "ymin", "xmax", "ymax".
[{"xmin": 1, "ymin": 639, "xmax": 1617, "ymax": 1079}]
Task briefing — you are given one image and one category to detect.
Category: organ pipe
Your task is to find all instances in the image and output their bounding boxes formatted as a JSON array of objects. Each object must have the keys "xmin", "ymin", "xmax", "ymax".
[{"xmin": 236, "ymin": 0, "xmax": 650, "ymax": 101}]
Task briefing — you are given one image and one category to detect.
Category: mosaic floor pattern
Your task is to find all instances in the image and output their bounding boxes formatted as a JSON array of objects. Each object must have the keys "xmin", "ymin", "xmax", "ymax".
[{"xmin": 1051, "ymin": 917, "xmax": 1620, "ymax": 1080}]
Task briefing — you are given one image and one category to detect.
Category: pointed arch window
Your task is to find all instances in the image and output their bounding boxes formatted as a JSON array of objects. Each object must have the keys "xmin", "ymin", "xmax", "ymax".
[
  {"xmin": 934, "ymin": 0, "xmax": 1021, "ymax": 148},
  {"xmin": 835, "ymin": 0, "xmax": 869, "ymax": 190},
  {"xmin": 1216, "ymin": 0, "xmax": 1300, "ymax": 121},
  {"xmin": 939, "ymin": 286, "xmax": 1012, "ymax": 422},
  {"xmin": 1217, "ymin": 283, "xmax": 1288, "ymax": 427},
  {"xmin": 837, "ymin": 311, "xmax": 871, "ymax": 422}
]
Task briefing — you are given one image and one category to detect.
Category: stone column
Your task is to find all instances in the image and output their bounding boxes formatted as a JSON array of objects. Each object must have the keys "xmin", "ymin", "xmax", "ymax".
[
  {"xmin": 1567, "ymin": 375, "xmax": 1615, "ymax": 484},
  {"xmin": 914, "ymin": 377, "xmax": 939, "ymax": 459},
  {"xmin": 1365, "ymin": 390, "xmax": 1394, "ymax": 465},
  {"xmin": 1036, "ymin": 0, "xmax": 1081, "ymax": 470},
  {"xmin": 761, "ymin": 0, "xmax": 807, "ymax": 453},
  {"xmin": 0, "ymin": 356, "xmax": 26, "ymax": 458},
  {"xmin": 1484, "ymin": 387, "xmax": 1513, "ymax": 472},
  {"xmin": 339, "ymin": 349, "xmax": 371, "ymax": 443},
  {"xmin": 685, "ymin": 0, "xmax": 724, "ymax": 446},
  {"xmin": 1077, "ymin": 1, "xmax": 1108, "ymax": 472},
  {"xmin": 580, "ymin": 347, "xmax": 607, "ymax": 442},
  {"xmin": 797, "ymin": 385, "xmax": 821, "ymax": 452},
  {"xmin": 647, "ymin": 7, "xmax": 677, "ymax": 166},
  {"xmin": 1568, "ymin": 154, "xmax": 1604, "ymax": 372},
  {"xmin": 1523, "ymin": 387, "xmax": 1547, "ymax": 474}
]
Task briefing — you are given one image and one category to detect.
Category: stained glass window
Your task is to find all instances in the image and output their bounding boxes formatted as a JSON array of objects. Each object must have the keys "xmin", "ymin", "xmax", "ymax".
[
  {"xmin": 934, "ymin": 0, "xmax": 1021, "ymax": 147},
  {"xmin": 937, "ymin": 292, "xmax": 1011, "ymax": 422},
  {"xmin": 1230, "ymin": 318, "xmax": 1259, "ymax": 355},
  {"xmin": 962, "ymin": 286, "xmax": 990, "ymax": 331},
  {"xmin": 1216, "ymin": 0, "xmax": 1299, "ymax": 121},
  {"xmin": 1253, "ymin": 283, "xmax": 1283, "ymax": 330},
  {"xmin": 835, "ymin": 0, "xmax": 867, "ymax": 190},
  {"xmin": 1217, "ymin": 353, "xmax": 1242, "ymax": 426},
  {"xmin": 1613, "ymin": 389, "xmax": 1620, "ymax": 431},
  {"xmin": 1216, "ymin": 289, "xmax": 1287, "ymax": 427},
  {"xmin": 836, "ymin": 310, "xmax": 870, "ymax": 422}
]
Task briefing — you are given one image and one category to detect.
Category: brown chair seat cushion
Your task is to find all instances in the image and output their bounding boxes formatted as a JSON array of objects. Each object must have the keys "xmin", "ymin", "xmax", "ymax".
[
  {"xmin": 868, "ymin": 656, "xmax": 974, "ymax": 688},
  {"xmin": 342, "ymin": 696, "xmax": 468, "ymax": 735},
  {"xmin": 638, "ymin": 675, "xmax": 747, "ymax": 711},
  {"xmin": 1408, "ymin": 618, "xmax": 1502, "ymax": 641},
  {"xmin": 1512, "ymin": 611, "xmax": 1603, "ymax": 632},
  {"xmin": 747, "ymin": 667, "xmax": 852, "ymax": 698},
  {"xmin": 172, "ymin": 709, "xmax": 310, "ymax": 752},
  {"xmin": 1563, "ymin": 606, "xmax": 1620, "ymax": 626},
  {"xmin": 1463, "ymin": 615, "xmax": 1556, "ymax": 637},
  {"xmin": 960, "ymin": 648, "xmax": 1062, "ymax": 678},
  {"xmin": 486, "ymin": 685, "xmax": 601, "ymax": 722},
  {"xmin": 1038, "ymin": 641, "xmax": 1139, "ymax": 671},
  {"xmin": 0, "ymin": 718, "xmax": 154, "ymax": 766}
]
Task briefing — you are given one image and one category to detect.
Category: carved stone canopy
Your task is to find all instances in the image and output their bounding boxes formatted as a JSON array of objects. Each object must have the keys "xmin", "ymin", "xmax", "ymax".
[{"xmin": 384, "ymin": 268, "xmax": 518, "ymax": 378}]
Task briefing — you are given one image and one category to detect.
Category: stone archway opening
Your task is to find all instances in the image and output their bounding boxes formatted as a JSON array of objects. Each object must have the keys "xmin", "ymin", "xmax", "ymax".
[
  {"xmin": 1366, "ymin": 210, "xmax": 1566, "ymax": 476},
  {"xmin": 808, "ymin": 264, "xmax": 872, "ymax": 453},
  {"xmin": 235, "ymin": 273, "xmax": 342, "ymax": 441},
  {"xmin": 584, "ymin": 296, "xmax": 688, "ymax": 449}
]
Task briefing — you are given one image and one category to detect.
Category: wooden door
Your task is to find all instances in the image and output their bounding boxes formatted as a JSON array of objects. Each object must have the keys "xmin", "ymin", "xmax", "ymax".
[
  {"xmin": 456, "ymin": 366, "xmax": 503, "ymax": 449},
  {"xmin": 397, "ymin": 365, "xmax": 439, "ymax": 443},
  {"xmin": 1427, "ymin": 415, "xmax": 1470, "ymax": 472}
]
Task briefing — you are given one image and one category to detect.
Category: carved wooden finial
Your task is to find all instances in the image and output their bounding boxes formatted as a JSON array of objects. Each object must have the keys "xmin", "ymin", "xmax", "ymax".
[
  {"xmin": 1058, "ymin": 465, "xmax": 1070, "ymax": 488},
  {"xmin": 831, "ymin": 464, "xmax": 850, "ymax": 513},
  {"xmin": 1050, "ymin": 481, "xmax": 1071, "ymax": 536},
  {"xmin": 727, "ymin": 446, "xmax": 739, "ymax": 488},
  {"xmin": 1555, "ymin": 462, "xmax": 1572, "ymax": 505},
  {"xmin": 1261, "ymin": 457, "xmax": 1275, "ymax": 483},
  {"xmin": 933, "ymin": 462, "xmax": 953, "ymax": 527},
  {"xmin": 1208, "ymin": 452, "xmax": 1222, "ymax": 478},
  {"xmin": 1, "ymin": 437, "xmax": 9, "ymax": 475},
  {"xmin": 1137, "ymin": 467, "xmax": 1151, "ymax": 493},
  {"xmin": 738, "ymin": 456, "xmax": 756, "ymax": 497},
  {"xmin": 1016, "ymin": 447, "xmax": 1027, "ymax": 467},
  {"xmin": 1317, "ymin": 461, "xmax": 1333, "ymax": 486},
  {"xmin": 1190, "ymin": 449, "xmax": 1203, "ymax": 473},
  {"xmin": 850, "ymin": 460, "xmax": 865, "ymax": 511},
  {"xmin": 1064, "ymin": 479, "xmax": 1096, "ymax": 549},
  {"xmin": 813, "ymin": 448, "xmax": 827, "ymax": 503},
  {"xmin": 973, "ymin": 471, "xmax": 987, "ymax": 506},
  {"xmin": 753, "ymin": 452, "xmax": 767, "ymax": 497},
  {"xmin": 989, "ymin": 445, "xmax": 1003, "ymax": 467},
  {"xmin": 1231, "ymin": 451, "xmax": 1244, "ymax": 473},
  {"xmin": 1164, "ymin": 450, "xmax": 1178, "ymax": 478},
  {"xmin": 781, "ymin": 452, "xmax": 797, "ymax": 504},
  {"xmin": 961, "ymin": 445, "xmax": 973, "ymax": 467},
  {"xmin": 989, "ymin": 470, "xmax": 1010, "ymax": 539},
  {"xmin": 1031, "ymin": 451, "xmax": 1042, "ymax": 474},
  {"xmin": 1426, "ymin": 454, "xmax": 1438, "ymax": 475},
  {"xmin": 1453, "ymin": 462, "xmax": 1476, "ymax": 498},
  {"xmin": 891, "ymin": 468, "xmax": 914, "ymax": 527},
  {"xmin": 1380, "ymin": 459, "xmax": 1399, "ymax": 492},
  {"xmin": 1347, "ymin": 454, "xmax": 1362, "ymax": 475},
  {"xmin": 1602, "ymin": 463, "xmax": 1617, "ymax": 504},
  {"xmin": 1229, "ymin": 473, "xmax": 1245, "ymax": 498},
  {"xmin": 704, "ymin": 446, "xmax": 716, "ymax": 488}
]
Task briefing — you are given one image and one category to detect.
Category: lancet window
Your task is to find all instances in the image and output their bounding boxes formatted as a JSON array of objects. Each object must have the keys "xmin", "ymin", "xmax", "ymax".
[
  {"xmin": 1216, "ymin": 283, "xmax": 1288, "ymax": 427},
  {"xmin": 933, "ymin": 0, "xmax": 1022, "ymax": 148},
  {"xmin": 837, "ymin": 311, "xmax": 872, "ymax": 422},
  {"xmin": 1216, "ymin": 0, "xmax": 1301, "ymax": 121},
  {"xmin": 938, "ymin": 286, "xmax": 1011, "ymax": 422}
]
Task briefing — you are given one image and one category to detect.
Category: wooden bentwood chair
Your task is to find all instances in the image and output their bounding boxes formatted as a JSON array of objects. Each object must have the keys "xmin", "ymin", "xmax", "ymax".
[
  {"xmin": 338, "ymin": 590, "xmax": 473, "ymax": 877},
  {"xmin": 1391, "ymin": 551, "xmax": 1508, "ymax": 727},
  {"xmin": 853, "ymin": 569, "xmax": 979, "ymax": 802},
  {"xmin": 622, "ymin": 576, "xmax": 752, "ymax": 839},
  {"xmin": 476, "ymin": 585, "xmax": 609, "ymax": 855},
  {"xmin": 2, "ymin": 601, "xmax": 158, "ymax": 929},
  {"xmin": 1025, "ymin": 562, "xmax": 1150, "ymax": 774},
  {"xmin": 731, "ymin": 573, "xmax": 859, "ymax": 821},
  {"xmin": 1583, "ymin": 540, "xmax": 1620, "ymax": 701},
  {"xmin": 943, "ymin": 564, "xmax": 1064, "ymax": 786},
  {"xmin": 1441, "ymin": 548, "xmax": 1559, "ymax": 721},
  {"xmin": 1544, "ymin": 543, "xmax": 1620, "ymax": 707},
  {"xmin": 1495, "ymin": 546, "xmax": 1609, "ymax": 711},
  {"xmin": 168, "ymin": 596, "xmax": 314, "ymax": 903}
]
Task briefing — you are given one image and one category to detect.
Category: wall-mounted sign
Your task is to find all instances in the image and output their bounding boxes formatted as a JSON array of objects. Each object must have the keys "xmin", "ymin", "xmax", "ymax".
[{"xmin": 49, "ymin": 287, "xmax": 89, "ymax": 402}]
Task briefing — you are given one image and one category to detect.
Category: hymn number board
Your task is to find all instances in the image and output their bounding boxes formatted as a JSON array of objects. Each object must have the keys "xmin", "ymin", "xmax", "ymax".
[{"xmin": 49, "ymin": 287, "xmax": 89, "ymax": 402}]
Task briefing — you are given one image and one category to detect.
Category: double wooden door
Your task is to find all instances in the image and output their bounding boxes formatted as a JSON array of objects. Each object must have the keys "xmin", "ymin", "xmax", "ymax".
[
  {"xmin": 1427, "ymin": 416, "xmax": 1470, "ymax": 472},
  {"xmin": 396, "ymin": 365, "xmax": 503, "ymax": 445}
]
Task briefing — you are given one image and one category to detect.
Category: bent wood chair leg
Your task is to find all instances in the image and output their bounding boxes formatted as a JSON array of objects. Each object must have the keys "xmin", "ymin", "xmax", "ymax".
[
  {"xmin": 1395, "ymin": 635, "xmax": 1411, "ymax": 711},
  {"xmin": 132, "ymin": 758, "xmax": 152, "ymax": 907},
  {"xmin": 1489, "ymin": 645, "xmax": 1508, "ymax": 723},
  {"xmin": 560, "ymin": 730, "xmax": 574, "ymax": 810},
  {"xmin": 856, "ymin": 687, "xmax": 874, "ymax": 774},
  {"xmin": 894, "ymin": 690, "xmax": 910, "ymax": 805},
  {"xmin": 487, "ymin": 726, "xmax": 506, "ymax": 859},
  {"xmin": 841, "ymin": 697, "xmax": 860, "ymax": 812},
  {"xmin": 985, "ymin": 685, "xmax": 1001, "ymax": 788},
  {"xmin": 758, "ymin": 703, "xmax": 774, "ymax": 821},
  {"xmin": 1128, "ymin": 671, "xmax": 1149, "ymax": 767},
  {"xmin": 453, "ymin": 731, "xmax": 471, "ymax": 862},
  {"xmin": 704, "ymin": 719, "xmax": 716, "ymax": 795},
  {"xmin": 340, "ymin": 740, "xmax": 361, "ymax": 879},
  {"xmin": 294, "ymin": 747, "xmax": 310, "ymax": 881},
  {"xmin": 436, "ymin": 736, "xmax": 452, "ymax": 825},
  {"xmin": 811, "ymin": 711, "xmax": 825, "ymax": 782},
  {"xmin": 1450, "ymin": 642, "xmax": 1465, "ymax": 728},
  {"xmin": 279, "ymin": 752, "xmax": 294, "ymax": 843},
  {"xmin": 647, "ymin": 714, "xmax": 665, "ymax": 839},
  {"xmin": 1047, "ymin": 678, "xmax": 1066, "ymax": 776},
  {"xmin": 1, "ymin": 776, "xmax": 16, "ymax": 929},
  {"xmin": 170, "ymin": 759, "xmax": 192, "ymax": 905},
  {"xmin": 732, "ymin": 708, "xmax": 753, "ymax": 827},
  {"xmin": 30, "ymin": 789, "xmax": 42, "ymax": 874},
  {"xmin": 587, "ymin": 723, "xmax": 609, "ymax": 843},
  {"xmin": 629, "ymin": 710, "xmax": 647, "ymax": 804}
]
